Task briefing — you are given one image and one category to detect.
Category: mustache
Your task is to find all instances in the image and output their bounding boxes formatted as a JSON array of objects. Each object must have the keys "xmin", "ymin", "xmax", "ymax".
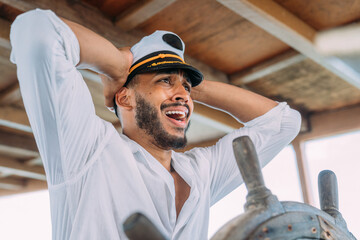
[{"xmin": 160, "ymin": 102, "xmax": 190, "ymax": 116}]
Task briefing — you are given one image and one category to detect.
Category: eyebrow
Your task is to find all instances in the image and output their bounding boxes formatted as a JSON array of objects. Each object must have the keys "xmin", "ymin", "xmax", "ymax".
[{"xmin": 155, "ymin": 70, "xmax": 192, "ymax": 86}]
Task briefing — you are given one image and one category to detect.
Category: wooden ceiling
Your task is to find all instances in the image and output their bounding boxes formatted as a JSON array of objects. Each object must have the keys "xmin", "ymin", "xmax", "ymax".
[
  {"xmin": 274, "ymin": 0, "xmax": 360, "ymax": 30},
  {"xmin": 0, "ymin": 0, "xmax": 360, "ymax": 197}
]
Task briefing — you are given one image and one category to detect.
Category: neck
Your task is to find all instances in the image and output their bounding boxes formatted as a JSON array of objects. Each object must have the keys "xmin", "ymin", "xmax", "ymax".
[{"xmin": 123, "ymin": 128, "xmax": 173, "ymax": 172}]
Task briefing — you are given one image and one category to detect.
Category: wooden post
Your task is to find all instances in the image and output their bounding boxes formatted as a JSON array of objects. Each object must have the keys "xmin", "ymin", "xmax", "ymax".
[{"xmin": 292, "ymin": 139, "xmax": 314, "ymax": 205}]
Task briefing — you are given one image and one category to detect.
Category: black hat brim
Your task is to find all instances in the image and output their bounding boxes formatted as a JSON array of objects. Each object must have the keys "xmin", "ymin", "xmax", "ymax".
[
  {"xmin": 134, "ymin": 62, "xmax": 203, "ymax": 87},
  {"xmin": 125, "ymin": 51, "xmax": 203, "ymax": 87}
]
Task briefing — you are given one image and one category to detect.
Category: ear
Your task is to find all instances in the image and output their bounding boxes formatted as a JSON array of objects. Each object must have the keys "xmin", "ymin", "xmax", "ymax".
[{"xmin": 115, "ymin": 87, "xmax": 133, "ymax": 110}]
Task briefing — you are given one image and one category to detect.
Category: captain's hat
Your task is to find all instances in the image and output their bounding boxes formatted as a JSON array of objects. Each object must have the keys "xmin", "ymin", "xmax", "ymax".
[{"xmin": 124, "ymin": 30, "xmax": 203, "ymax": 87}]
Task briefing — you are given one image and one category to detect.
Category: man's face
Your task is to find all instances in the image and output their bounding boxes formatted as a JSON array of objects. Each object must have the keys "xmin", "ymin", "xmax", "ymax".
[{"xmin": 132, "ymin": 70, "xmax": 193, "ymax": 150}]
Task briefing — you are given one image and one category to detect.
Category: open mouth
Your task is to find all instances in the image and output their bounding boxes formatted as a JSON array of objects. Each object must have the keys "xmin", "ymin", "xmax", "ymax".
[{"xmin": 165, "ymin": 110, "xmax": 187, "ymax": 122}]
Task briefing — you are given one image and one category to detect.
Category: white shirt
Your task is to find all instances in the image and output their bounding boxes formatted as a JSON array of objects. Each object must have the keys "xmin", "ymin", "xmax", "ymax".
[{"xmin": 10, "ymin": 9, "xmax": 301, "ymax": 240}]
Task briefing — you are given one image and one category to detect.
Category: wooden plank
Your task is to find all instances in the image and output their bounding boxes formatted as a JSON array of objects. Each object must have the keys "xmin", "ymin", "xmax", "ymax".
[
  {"xmin": 292, "ymin": 139, "xmax": 314, "ymax": 205},
  {"xmin": 25, "ymin": 156, "xmax": 42, "ymax": 166},
  {"xmin": 0, "ymin": 155, "xmax": 46, "ymax": 180},
  {"xmin": 0, "ymin": 120, "xmax": 32, "ymax": 135},
  {"xmin": 138, "ymin": 0, "xmax": 289, "ymax": 74},
  {"xmin": 116, "ymin": 0, "xmax": 176, "ymax": 31},
  {"xmin": 81, "ymin": 0, "xmax": 143, "ymax": 19},
  {"xmin": 0, "ymin": 16, "xmax": 10, "ymax": 49},
  {"xmin": 0, "ymin": 177, "xmax": 26, "ymax": 190},
  {"xmin": 0, "ymin": 145, "xmax": 38, "ymax": 159},
  {"xmin": 0, "ymin": 128, "xmax": 37, "ymax": 153},
  {"xmin": 0, "ymin": 172, "xmax": 11, "ymax": 177},
  {"xmin": 246, "ymin": 58, "xmax": 360, "ymax": 113},
  {"xmin": 0, "ymin": 179, "xmax": 47, "ymax": 197},
  {"xmin": 231, "ymin": 50, "xmax": 306, "ymax": 85},
  {"xmin": 0, "ymin": 2, "xmax": 23, "ymax": 22},
  {"xmin": 0, "ymin": 0, "xmax": 137, "ymax": 45},
  {"xmin": 297, "ymin": 104, "xmax": 360, "ymax": 141},
  {"xmin": 0, "ymin": 82, "xmax": 21, "ymax": 105},
  {"xmin": 0, "ymin": 43, "xmax": 17, "ymax": 92},
  {"xmin": 219, "ymin": 0, "xmax": 316, "ymax": 41},
  {"xmin": 274, "ymin": 0, "xmax": 360, "ymax": 30},
  {"xmin": 217, "ymin": 0, "xmax": 360, "ymax": 89},
  {"xmin": 0, "ymin": 105, "xmax": 30, "ymax": 126}
]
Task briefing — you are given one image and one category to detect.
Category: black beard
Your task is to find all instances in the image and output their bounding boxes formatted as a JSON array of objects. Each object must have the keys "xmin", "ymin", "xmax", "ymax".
[{"xmin": 134, "ymin": 93, "xmax": 189, "ymax": 150}]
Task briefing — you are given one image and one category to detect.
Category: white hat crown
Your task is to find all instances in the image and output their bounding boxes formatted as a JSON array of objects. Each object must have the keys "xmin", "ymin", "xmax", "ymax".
[{"xmin": 131, "ymin": 30, "xmax": 185, "ymax": 64}]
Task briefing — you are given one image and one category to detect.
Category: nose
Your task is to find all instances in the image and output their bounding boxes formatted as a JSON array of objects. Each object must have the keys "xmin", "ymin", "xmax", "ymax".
[{"xmin": 171, "ymin": 81, "xmax": 190, "ymax": 103}]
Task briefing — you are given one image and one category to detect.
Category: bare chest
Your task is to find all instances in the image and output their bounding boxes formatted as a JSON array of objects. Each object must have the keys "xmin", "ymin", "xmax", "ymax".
[{"xmin": 171, "ymin": 171, "xmax": 191, "ymax": 218}]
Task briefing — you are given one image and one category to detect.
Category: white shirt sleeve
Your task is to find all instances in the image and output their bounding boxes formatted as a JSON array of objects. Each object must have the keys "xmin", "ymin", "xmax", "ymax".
[
  {"xmin": 10, "ymin": 9, "xmax": 109, "ymax": 185},
  {"xmin": 190, "ymin": 102, "xmax": 301, "ymax": 206}
]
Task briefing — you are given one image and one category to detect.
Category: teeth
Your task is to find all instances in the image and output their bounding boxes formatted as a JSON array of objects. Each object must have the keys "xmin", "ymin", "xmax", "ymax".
[{"xmin": 165, "ymin": 110, "xmax": 186, "ymax": 117}]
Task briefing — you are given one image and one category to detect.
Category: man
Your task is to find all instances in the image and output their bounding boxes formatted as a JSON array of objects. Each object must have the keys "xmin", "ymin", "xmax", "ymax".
[{"xmin": 10, "ymin": 9, "xmax": 301, "ymax": 240}]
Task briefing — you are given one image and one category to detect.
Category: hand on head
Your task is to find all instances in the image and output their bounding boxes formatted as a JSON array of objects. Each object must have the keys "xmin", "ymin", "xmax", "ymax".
[{"xmin": 101, "ymin": 47, "xmax": 133, "ymax": 108}]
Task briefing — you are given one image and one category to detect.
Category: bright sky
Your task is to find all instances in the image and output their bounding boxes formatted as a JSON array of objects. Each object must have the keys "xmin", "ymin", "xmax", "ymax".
[{"xmin": 0, "ymin": 130, "xmax": 359, "ymax": 239}]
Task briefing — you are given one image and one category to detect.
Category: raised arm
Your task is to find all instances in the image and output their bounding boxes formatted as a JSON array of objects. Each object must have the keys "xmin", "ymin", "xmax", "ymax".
[
  {"xmin": 10, "ymin": 9, "xmax": 130, "ymax": 185},
  {"xmin": 189, "ymin": 80, "xmax": 301, "ymax": 205},
  {"xmin": 60, "ymin": 18, "xmax": 132, "ymax": 107},
  {"xmin": 191, "ymin": 79, "xmax": 277, "ymax": 123}
]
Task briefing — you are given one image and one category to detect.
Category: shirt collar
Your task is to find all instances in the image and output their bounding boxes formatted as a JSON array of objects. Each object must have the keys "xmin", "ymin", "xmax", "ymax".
[{"xmin": 119, "ymin": 134, "xmax": 142, "ymax": 154}]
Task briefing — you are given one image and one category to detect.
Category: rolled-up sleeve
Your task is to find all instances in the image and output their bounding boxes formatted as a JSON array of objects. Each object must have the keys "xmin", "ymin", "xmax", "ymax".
[
  {"xmin": 10, "ymin": 9, "xmax": 107, "ymax": 185},
  {"xmin": 190, "ymin": 102, "xmax": 301, "ymax": 205}
]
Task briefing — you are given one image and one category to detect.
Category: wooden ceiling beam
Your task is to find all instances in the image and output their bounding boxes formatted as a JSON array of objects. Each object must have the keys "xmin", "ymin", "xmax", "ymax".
[
  {"xmin": 0, "ymin": 155, "xmax": 46, "ymax": 180},
  {"xmin": 217, "ymin": 0, "xmax": 360, "ymax": 89},
  {"xmin": 0, "ymin": 177, "xmax": 26, "ymax": 190},
  {"xmin": 0, "ymin": 145, "xmax": 38, "ymax": 160},
  {"xmin": 0, "ymin": 82, "xmax": 21, "ymax": 105},
  {"xmin": 0, "ymin": 0, "xmax": 137, "ymax": 45},
  {"xmin": 25, "ymin": 156, "xmax": 42, "ymax": 166},
  {"xmin": 230, "ymin": 50, "xmax": 306, "ymax": 85},
  {"xmin": 0, "ymin": 106, "xmax": 31, "ymax": 134},
  {"xmin": 297, "ymin": 104, "xmax": 360, "ymax": 142},
  {"xmin": 116, "ymin": 0, "xmax": 176, "ymax": 31},
  {"xmin": 0, "ymin": 0, "xmax": 228, "ymax": 83},
  {"xmin": 0, "ymin": 172, "xmax": 11, "ymax": 177},
  {"xmin": 0, "ymin": 179, "xmax": 47, "ymax": 197},
  {"xmin": 0, "ymin": 16, "xmax": 10, "ymax": 49},
  {"xmin": 0, "ymin": 128, "xmax": 37, "ymax": 153}
]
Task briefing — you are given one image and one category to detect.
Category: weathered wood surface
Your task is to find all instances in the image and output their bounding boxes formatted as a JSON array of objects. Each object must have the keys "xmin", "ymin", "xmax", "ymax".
[
  {"xmin": 218, "ymin": 0, "xmax": 360, "ymax": 89},
  {"xmin": 138, "ymin": 0, "xmax": 289, "ymax": 74},
  {"xmin": 246, "ymin": 59, "xmax": 360, "ymax": 112},
  {"xmin": 231, "ymin": 49, "xmax": 306, "ymax": 85},
  {"xmin": 0, "ymin": 156, "xmax": 45, "ymax": 179},
  {"xmin": 274, "ymin": 0, "xmax": 360, "ymax": 30},
  {"xmin": 82, "ymin": 0, "xmax": 148, "ymax": 19},
  {"xmin": 297, "ymin": 104, "xmax": 360, "ymax": 141},
  {"xmin": 115, "ymin": 0, "xmax": 176, "ymax": 31},
  {"xmin": 0, "ymin": 179, "xmax": 47, "ymax": 197}
]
